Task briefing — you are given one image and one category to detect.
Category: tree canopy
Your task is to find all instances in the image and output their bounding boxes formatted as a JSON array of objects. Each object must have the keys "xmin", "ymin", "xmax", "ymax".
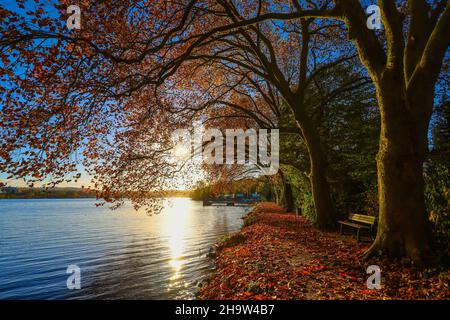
[{"xmin": 0, "ymin": 0, "xmax": 449, "ymax": 264}]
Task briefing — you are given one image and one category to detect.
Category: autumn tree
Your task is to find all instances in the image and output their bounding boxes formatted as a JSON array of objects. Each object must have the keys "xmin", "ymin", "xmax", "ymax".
[
  {"xmin": 0, "ymin": 1, "xmax": 361, "ymax": 228},
  {"xmin": 166, "ymin": 0, "xmax": 450, "ymax": 263},
  {"xmin": 207, "ymin": 0, "xmax": 449, "ymax": 264},
  {"xmin": 279, "ymin": 59, "xmax": 379, "ymax": 218},
  {"xmin": 1, "ymin": 0, "xmax": 449, "ymax": 264},
  {"xmin": 158, "ymin": 1, "xmax": 370, "ymax": 228}
]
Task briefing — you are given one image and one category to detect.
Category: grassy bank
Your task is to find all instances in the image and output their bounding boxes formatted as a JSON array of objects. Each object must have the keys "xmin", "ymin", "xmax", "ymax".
[{"xmin": 200, "ymin": 203, "xmax": 449, "ymax": 300}]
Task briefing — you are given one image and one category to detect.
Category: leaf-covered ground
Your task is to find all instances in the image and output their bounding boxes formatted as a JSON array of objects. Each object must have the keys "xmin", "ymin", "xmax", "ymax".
[{"xmin": 200, "ymin": 203, "xmax": 450, "ymax": 300}]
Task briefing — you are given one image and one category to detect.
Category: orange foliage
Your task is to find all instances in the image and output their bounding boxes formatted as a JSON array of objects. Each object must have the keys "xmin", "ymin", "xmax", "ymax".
[{"xmin": 200, "ymin": 203, "xmax": 450, "ymax": 300}]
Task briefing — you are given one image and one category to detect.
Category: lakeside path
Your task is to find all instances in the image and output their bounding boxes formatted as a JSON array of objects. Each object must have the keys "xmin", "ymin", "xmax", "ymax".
[{"xmin": 200, "ymin": 203, "xmax": 449, "ymax": 300}]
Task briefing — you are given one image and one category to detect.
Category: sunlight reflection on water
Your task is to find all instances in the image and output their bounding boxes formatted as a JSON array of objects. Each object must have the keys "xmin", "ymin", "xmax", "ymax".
[{"xmin": 0, "ymin": 198, "xmax": 250, "ymax": 299}]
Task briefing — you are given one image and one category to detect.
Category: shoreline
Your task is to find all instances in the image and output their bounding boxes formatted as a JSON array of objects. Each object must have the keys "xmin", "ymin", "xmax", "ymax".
[{"xmin": 199, "ymin": 202, "xmax": 449, "ymax": 300}]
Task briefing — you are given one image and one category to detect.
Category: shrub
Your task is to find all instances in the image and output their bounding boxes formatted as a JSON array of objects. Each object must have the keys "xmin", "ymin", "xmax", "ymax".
[{"xmin": 424, "ymin": 162, "xmax": 450, "ymax": 253}]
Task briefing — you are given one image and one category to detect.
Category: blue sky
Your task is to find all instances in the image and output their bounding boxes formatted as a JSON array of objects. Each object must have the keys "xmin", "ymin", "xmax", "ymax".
[
  {"xmin": 0, "ymin": 1, "xmax": 88, "ymax": 187},
  {"xmin": 0, "ymin": 0, "xmax": 448, "ymax": 188}
]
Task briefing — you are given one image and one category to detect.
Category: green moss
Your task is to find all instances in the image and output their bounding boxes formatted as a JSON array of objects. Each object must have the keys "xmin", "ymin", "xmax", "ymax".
[
  {"xmin": 247, "ymin": 281, "xmax": 262, "ymax": 293},
  {"xmin": 216, "ymin": 232, "xmax": 246, "ymax": 251},
  {"xmin": 243, "ymin": 214, "xmax": 258, "ymax": 226}
]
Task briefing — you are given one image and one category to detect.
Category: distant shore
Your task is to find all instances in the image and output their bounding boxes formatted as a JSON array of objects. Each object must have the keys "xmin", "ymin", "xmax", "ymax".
[
  {"xmin": 0, "ymin": 195, "xmax": 96, "ymax": 199},
  {"xmin": 0, "ymin": 187, "xmax": 196, "ymax": 199},
  {"xmin": 0, "ymin": 187, "xmax": 95, "ymax": 199}
]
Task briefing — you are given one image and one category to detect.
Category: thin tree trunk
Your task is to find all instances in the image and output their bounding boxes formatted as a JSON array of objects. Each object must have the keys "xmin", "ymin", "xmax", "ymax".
[
  {"xmin": 284, "ymin": 182, "xmax": 295, "ymax": 213},
  {"xmin": 279, "ymin": 170, "xmax": 295, "ymax": 212},
  {"xmin": 273, "ymin": 184, "xmax": 280, "ymax": 206}
]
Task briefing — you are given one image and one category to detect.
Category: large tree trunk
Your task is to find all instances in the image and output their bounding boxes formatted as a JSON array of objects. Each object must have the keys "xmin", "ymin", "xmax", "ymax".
[
  {"xmin": 308, "ymin": 140, "xmax": 336, "ymax": 229},
  {"xmin": 364, "ymin": 75, "xmax": 433, "ymax": 265},
  {"xmin": 336, "ymin": 0, "xmax": 449, "ymax": 265},
  {"xmin": 295, "ymin": 113, "xmax": 337, "ymax": 229}
]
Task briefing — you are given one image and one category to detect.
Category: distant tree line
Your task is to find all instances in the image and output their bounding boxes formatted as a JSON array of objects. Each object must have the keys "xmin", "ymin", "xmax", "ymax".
[{"xmin": 0, "ymin": 187, "xmax": 96, "ymax": 199}]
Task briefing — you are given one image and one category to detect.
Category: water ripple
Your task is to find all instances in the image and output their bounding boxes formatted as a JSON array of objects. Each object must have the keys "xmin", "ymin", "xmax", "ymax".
[{"xmin": 0, "ymin": 198, "xmax": 249, "ymax": 299}]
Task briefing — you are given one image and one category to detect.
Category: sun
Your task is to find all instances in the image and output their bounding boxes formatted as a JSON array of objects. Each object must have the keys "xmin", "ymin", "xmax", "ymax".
[{"xmin": 172, "ymin": 143, "xmax": 192, "ymax": 162}]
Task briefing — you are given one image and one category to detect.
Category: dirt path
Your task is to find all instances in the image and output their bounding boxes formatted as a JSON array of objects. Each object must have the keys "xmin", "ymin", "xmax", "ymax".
[{"xmin": 199, "ymin": 203, "xmax": 449, "ymax": 300}]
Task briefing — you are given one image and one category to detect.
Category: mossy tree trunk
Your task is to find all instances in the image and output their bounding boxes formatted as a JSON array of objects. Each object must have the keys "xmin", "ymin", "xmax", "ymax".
[
  {"xmin": 279, "ymin": 170, "xmax": 295, "ymax": 212},
  {"xmin": 336, "ymin": 0, "xmax": 450, "ymax": 264},
  {"xmin": 365, "ymin": 72, "xmax": 433, "ymax": 264},
  {"xmin": 297, "ymin": 115, "xmax": 336, "ymax": 229}
]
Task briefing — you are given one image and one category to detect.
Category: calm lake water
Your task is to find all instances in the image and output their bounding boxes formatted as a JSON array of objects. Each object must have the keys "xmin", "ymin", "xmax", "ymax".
[{"xmin": 0, "ymin": 198, "xmax": 249, "ymax": 299}]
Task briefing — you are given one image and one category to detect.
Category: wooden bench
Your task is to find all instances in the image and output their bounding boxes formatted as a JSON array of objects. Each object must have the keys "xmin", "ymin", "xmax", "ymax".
[{"xmin": 338, "ymin": 214, "xmax": 377, "ymax": 242}]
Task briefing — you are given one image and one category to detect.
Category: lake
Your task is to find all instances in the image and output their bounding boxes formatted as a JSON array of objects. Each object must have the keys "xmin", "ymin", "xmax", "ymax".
[{"xmin": 0, "ymin": 198, "xmax": 249, "ymax": 299}]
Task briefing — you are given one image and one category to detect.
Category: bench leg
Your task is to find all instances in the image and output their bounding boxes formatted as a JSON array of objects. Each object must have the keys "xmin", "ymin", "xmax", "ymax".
[
  {"xmin": 357, "ymin": 229, "xmax": 360, "ymax": 242},
  {"xmin": 340, "ymin": 224, "xmax": 343, "ymax": 235}
]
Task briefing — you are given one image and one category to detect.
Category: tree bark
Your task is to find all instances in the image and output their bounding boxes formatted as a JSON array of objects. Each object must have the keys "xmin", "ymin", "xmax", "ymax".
[
  {"xmin": 307, "ymin": 135, "xmax": 336, "ymax": 229},
  {"xmin": 278, "ymin": 170, "xmax": 295, "ymax": 212},
  {"xmin": 337, "ymin": 0, "xmax": 449, "ymax": 265},
  {"xmin": 284, "ymin": 182, "xmax": 295, "ymax": 213},
  {"xmin": 363, "ymin": 73, "xmax": 434, "ymax": 265},
  {"xmin": 273, "ymin": 183, "xmax": 281, "ymax": 206},
  {"xmin": 294, "ymin": 109, "xmax": 337, "ymax": 229}
]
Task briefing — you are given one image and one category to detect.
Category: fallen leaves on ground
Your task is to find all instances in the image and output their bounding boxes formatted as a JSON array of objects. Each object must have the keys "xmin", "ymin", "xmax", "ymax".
[{"xmin": 200, "ymin": 203, "xmax": 449, "ymax": 300}]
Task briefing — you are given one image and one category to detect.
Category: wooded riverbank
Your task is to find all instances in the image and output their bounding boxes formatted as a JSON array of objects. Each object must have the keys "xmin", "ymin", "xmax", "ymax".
[{"xmin": 200, "ymin": 203, "xmax": 449, "ymax": 300}]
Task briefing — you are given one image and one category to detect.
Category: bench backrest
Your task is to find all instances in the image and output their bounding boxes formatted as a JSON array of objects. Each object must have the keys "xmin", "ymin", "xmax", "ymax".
[{"xmin": 349, "ymin": 214, "xmax": 377, "ymax": 225}]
